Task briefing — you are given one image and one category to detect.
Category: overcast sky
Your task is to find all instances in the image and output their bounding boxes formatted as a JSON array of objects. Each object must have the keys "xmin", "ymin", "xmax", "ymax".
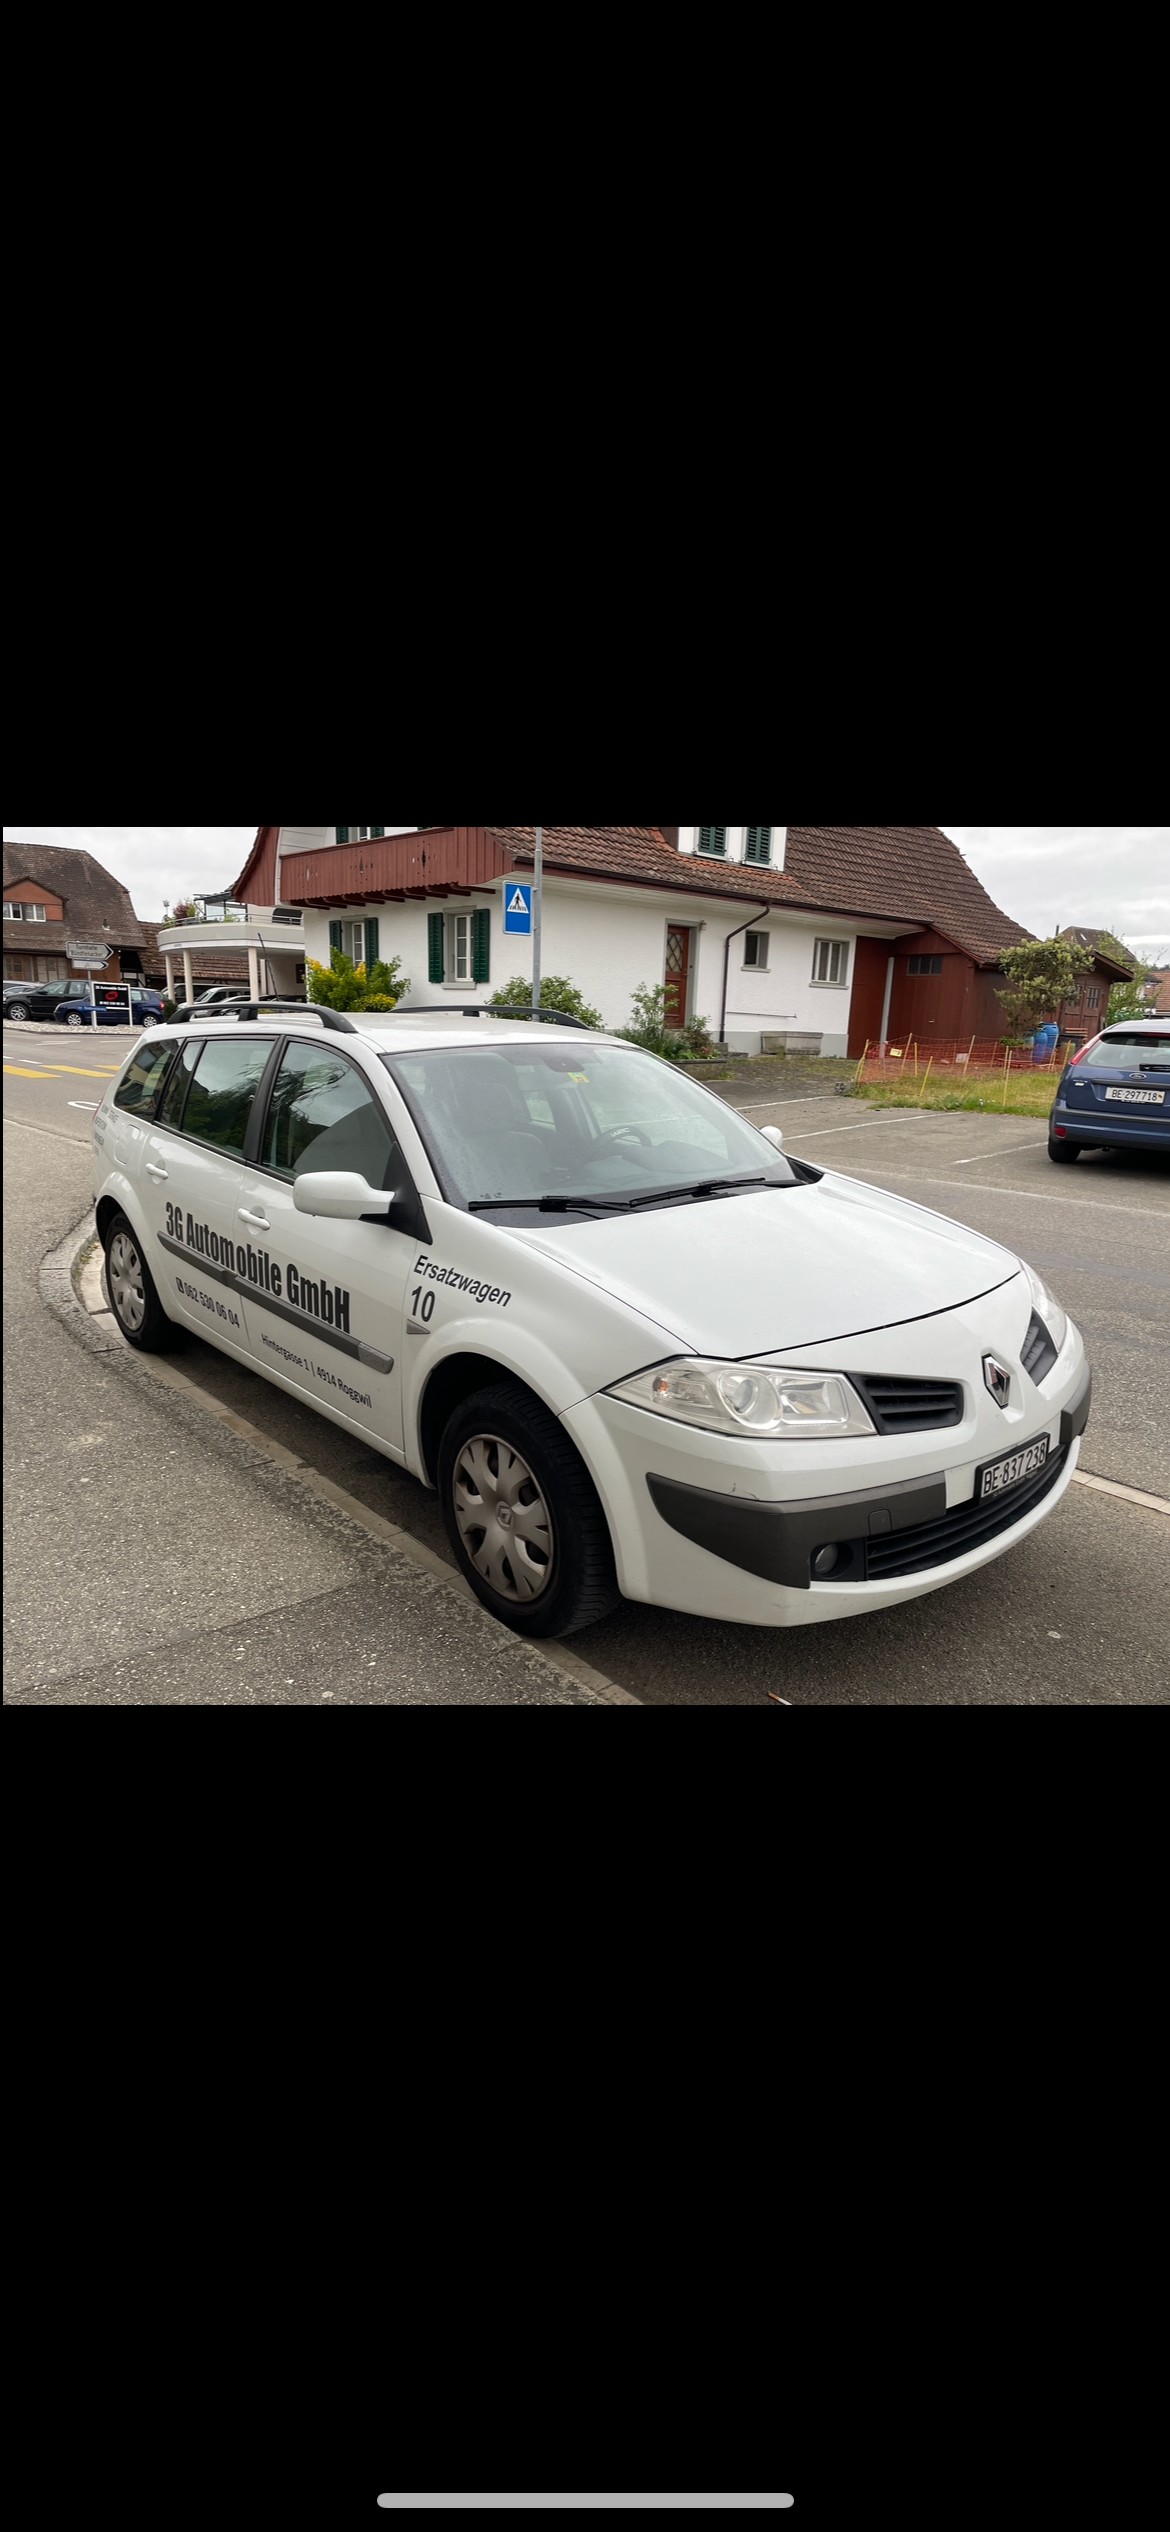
[{"xmin": 6, "ymin": 826, "xmax": 1169, "ymax": 961}]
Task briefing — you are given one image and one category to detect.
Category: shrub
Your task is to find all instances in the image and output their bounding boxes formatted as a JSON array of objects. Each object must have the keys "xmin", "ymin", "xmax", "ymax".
[
  {"xmin": 617, "ymin": 984, "xmax": 715, "ymax": 1062},
  {"xmin": 487, "ymin": 973, "xmax": 604, "ymax": 1030},
  {"xmin": 307, "ymin": 950, "xmax": 410, "ymax": 1012}
]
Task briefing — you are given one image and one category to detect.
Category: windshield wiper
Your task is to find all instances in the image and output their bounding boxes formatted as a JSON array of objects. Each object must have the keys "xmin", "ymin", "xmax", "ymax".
[{"xmin": 468, "ymin": 1193, "xmax": 636, "ymax": 1213}]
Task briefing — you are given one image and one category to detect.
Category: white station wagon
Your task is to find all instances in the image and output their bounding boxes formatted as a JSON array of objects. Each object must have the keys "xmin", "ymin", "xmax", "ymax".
[{"xmin": 92, "ymin": 1002, "xmax": 1091, "ymax": 1640}]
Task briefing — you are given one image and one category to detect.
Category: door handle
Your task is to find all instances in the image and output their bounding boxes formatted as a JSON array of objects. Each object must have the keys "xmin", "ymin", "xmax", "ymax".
[
  {"xmin": 145, "ymin": 1161, "xmax": 168, "ymax": 1179},
  {"xmin": 238, "ymin": 1206, "xmax": 271, "ymax": 1229}
]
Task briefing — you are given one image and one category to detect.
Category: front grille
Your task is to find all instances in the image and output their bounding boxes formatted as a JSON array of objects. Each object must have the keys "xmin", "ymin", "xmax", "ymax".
[
  {"xmin": 851, "ymin": 1373, "xmax": 963, "ymax": 1434},
  {"xmin": 1020, "ymin": 1310, "xmax": 1058, "ymax": 1383},
  {"xmin": 859, "ymin": 1445, "xmax": 1068, "ymax": 1580}
]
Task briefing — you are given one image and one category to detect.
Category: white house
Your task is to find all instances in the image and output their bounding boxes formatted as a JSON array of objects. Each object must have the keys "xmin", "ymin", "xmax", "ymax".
[{"xmin": 219, "ymin": 826, "xmax": 1029, "ymax": 1058}]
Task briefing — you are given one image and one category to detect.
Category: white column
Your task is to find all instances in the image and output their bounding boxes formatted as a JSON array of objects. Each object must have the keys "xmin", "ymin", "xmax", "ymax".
[
  {"xmin": 182, "ymin": 950, "xmax": 194, "ymax": 1002},
  {"xmin": 165, "ymin": 954, "xmax": 175, "ymax": 999},
  {"xmin": 247, "ymin": 945, "xmax": 260, "ymax": 1000}
]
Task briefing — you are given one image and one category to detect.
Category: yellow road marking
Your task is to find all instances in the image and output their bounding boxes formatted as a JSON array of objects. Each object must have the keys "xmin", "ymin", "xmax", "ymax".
[
  {"xmin": 3, "ymin": 1065, "xmax": 57, "ymax": 1079},
  {"xmin": 37, "ymin": 1064, "xmax": 119, "ymax": 1077}
]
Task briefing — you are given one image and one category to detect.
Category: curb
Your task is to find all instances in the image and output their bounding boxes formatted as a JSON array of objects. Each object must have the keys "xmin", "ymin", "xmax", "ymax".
[{"xmin": 41, "ymin": 1211, "xmax": 643, "ymax": 1709}]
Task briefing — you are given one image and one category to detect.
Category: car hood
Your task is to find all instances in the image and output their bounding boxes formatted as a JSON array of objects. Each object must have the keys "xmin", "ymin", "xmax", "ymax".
[{"xmin": 515, "ymin": 1170, "xmax": 1021, "ymax": 1354}]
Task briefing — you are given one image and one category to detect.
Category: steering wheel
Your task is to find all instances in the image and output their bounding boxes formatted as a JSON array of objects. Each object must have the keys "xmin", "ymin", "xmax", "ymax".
[{"xmin": 596, "ymin": 1125, "xmax": 653, "ymax": 1147}]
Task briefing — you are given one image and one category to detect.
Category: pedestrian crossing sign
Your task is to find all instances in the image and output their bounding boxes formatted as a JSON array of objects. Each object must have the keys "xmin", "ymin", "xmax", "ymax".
[{"xmin": 504, "ymin": 884, "xmax": 533, "ymax": 934}]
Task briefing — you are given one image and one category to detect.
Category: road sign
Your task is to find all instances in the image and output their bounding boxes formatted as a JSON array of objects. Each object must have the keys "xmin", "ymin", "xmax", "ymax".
[
  {"xmin": 503, "ymin": 885, "xmax": 532, "ymax": 935},
  {"xmin": 68, "ymin": 942, "xmax": 110, "ymax": 966}
]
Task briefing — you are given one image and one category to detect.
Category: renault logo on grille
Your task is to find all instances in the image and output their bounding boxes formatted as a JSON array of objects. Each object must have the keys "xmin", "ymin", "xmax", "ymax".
[{"xmin": 983, "ymin": 1355, "xmax": 1011, "ymax": 1408}]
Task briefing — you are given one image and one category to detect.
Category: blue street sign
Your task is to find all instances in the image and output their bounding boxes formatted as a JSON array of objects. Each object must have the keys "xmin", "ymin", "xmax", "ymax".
[{"xmin": 503, "ymin": 884, "xmax": 533, "ymax": 934}]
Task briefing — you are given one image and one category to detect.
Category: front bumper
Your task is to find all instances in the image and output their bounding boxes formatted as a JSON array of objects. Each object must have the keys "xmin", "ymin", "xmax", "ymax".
[
  {"xmin": 560, "ymin": 1283, "xmax": 1089, "ymax": 1629},
  {"xmin": 647, "ymin": 1364, "xmax": 1091, "ymax": 1590}
]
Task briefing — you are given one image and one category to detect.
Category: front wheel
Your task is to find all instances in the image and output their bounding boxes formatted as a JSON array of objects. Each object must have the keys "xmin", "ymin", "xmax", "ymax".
[
  {"xmin": 66, "ymin": 1010, "xmax": 86, "ymax": 1029},
  {"xmin": 1047, "ymin": 1137, "xmax": 1082, "ymax": 1162},
  {"xmin": 7, "ymin": 1001, "xmax": 30, "ymax": 1020},
  {"xmin": 103, "ymin": 1213, "xmax": 183, "ymax": 1352},
  {"xmin": 438, "ymin": 1379, "xmax": 619, "ymax": 1638}
]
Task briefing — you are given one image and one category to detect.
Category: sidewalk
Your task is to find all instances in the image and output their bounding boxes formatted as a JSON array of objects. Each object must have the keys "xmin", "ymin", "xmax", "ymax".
[{"xmin": 4, "ymin": 1124, "xmax": 620, "ymax": 1707}]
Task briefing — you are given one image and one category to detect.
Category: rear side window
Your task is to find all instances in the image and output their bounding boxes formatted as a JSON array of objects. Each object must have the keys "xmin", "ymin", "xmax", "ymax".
[
  {"xmin": 157, "ymin": 1039, "xmax": 201, "ymax": 1127},
  {"xmin": 114, "ymin": 1040, "xmax": 176, "ymax": 1113},
  {"xmin": 182, "ymin": 1038, "xmax": 275, "ymax": 1152},
  {"xmin": 262, "ymin": 1041, "xmax": 397, "ymax": 1184},
  {"xmin": 1082, "ymin": 1033, "xmax": 1170, "ymax": 1070}
]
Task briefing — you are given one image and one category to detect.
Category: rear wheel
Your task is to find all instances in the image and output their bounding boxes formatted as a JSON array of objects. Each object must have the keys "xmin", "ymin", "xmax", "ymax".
[
  {"xmin": 438, "ymin": 1379, "xmax": 619, "ymax": 1638},
  {"xmin": 66, "ymin": 1010, "xmax": 85, "ymax": 1029},
  {"xmin": 103, "ymin": 1213, "xmax": 183, "ymax": 1352},
  {"xmin": 1047, "ymin": 1137, "xmax": 1082, "ymax": 1162},
  {"xmin": 7, "ymin": 1001, "xmax": 30, "ymax": 1020}
]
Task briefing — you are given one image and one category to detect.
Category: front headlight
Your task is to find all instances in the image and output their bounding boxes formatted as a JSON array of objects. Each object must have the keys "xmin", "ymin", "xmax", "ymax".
[
  {"xmin": 1022, "ymin": 1260, "xmax": 1068, "ymax": 1354},
  {"xmin": 604, "ymin": 1358, "xmax": 877, "ymax": 1439}
]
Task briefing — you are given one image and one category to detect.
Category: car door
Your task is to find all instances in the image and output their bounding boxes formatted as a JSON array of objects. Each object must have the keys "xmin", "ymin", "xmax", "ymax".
[
  {"xmin": 138, "ymin": 1031, "xmax": 278, "ymax": 1356},
  {"xmin": 234, "ymin": 1035, "xmax": 412, "ymax": 1458}
]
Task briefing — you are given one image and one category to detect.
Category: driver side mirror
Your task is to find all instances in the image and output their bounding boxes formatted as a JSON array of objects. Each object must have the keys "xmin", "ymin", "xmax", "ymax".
[{"xmin": 760, "ymin": 1124, "xmax": 785, "ymax": 1150}]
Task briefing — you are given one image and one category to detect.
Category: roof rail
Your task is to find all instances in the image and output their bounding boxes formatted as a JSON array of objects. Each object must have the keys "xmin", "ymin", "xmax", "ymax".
[
  {"xmin": 387, "ymin": 1002, "xmax": 591, "ymax": 1031},
  {"xmin": 174, "ymin": 1000, "xmax": 359, "ymax": 1035}
]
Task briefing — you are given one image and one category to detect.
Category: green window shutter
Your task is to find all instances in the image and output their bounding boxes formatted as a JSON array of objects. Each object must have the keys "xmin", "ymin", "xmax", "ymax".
[
  {"xmin": 428, "ymin": 912, "xmax": 445, "ymax": 982},
  {"xmin": 471, "ymin": 906, "xmax": 490, "ymax": 983},
  {"xmin": 697, "ymin": 826, "xmax": 727, "ymax": 856},
  {"xmin": 365, "ymin": 918, "xmax": 379, "ymax": 970},
  {"xmin": 335, "ymin": 827, "xmax": 349, "ymax": 845},
  {"xmin": 329, "ymin": 921, "xmax": 342, "ymax": 953},
  {"xmin": 745, "ymin": 826, "xmax": 772, "ymax": 864}
]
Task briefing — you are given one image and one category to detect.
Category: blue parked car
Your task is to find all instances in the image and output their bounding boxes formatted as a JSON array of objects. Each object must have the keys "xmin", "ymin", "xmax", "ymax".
[
  {"xmin": 1048, "ymin": 1018, "xmax": 1170, "ymax": 1161},
  {"xmin": 53, "ymin": 986, "xmax": 166, "ymax": 1030}
]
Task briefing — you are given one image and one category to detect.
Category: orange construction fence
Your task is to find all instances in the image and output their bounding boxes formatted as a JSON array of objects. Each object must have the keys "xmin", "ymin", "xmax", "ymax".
[{"xmin": 853, "ymin": 1035, "xmax": 1073, "ymax": 1085}]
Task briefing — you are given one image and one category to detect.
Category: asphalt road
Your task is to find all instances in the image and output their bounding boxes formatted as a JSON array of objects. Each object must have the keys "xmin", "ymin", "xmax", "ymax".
[{"xmin": 4, "ymin": 1033, "xmax": 1168, "ymax": 1705}]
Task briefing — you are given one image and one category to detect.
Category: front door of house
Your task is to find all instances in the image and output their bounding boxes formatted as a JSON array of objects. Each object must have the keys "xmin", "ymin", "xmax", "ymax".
[{"xmin": 664, "ymin": 926, "xmax": 691, "ymax": 1030}]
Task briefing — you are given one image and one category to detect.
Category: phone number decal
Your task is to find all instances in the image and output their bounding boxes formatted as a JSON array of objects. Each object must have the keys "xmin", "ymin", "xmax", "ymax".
[{"xmin": 175, "ymin": 1274, "xmax": 241, "ymax": 1330}]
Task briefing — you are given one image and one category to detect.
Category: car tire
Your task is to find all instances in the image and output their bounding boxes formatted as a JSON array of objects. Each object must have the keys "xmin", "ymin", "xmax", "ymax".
[
  {"xmin": 103, "ymin": 1212, "xmax": 183, "ymax": 1352},
  {"xmin": 66, "ymin": 1011, "xmax": 86, "ymax": 1029},
  {"xmin": 438, "ymin": 1378, "xmax": 620, "ymax": 1639},
  {"xmin": 1047, "ymin": 1137, "xmax": 1082, "ymax": 1162},
  {"xmin": 7, "ymin": 1002, "xmax": 30, "ymax": 1020}
]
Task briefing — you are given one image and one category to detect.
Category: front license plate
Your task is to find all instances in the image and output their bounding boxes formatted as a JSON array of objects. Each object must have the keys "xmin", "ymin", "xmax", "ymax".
[
  {"xmin": 976, "ymin": 1434, "xmax": 1050, "ymax": 1501},
  {"xmin": 1103, "ymin": 1086, "xmax": 1164, "ymax": 1102}
]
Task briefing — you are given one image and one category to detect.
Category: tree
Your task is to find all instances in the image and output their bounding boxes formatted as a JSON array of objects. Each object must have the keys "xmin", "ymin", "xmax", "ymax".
[
  {"xmin": 1092, "ymin": 931, "xmax": 1151, "ymax": 1024},
  {"xmin": 487, "ymin": 973, "xmax": 604, "ymax": 1029},
  {"xmin": 996, "ymin": 938, "xmax": 1093, "ymax": 1037},
  {"xmin": 307, "ymin": 948, "xmax": 410, "ymax": 1011}
]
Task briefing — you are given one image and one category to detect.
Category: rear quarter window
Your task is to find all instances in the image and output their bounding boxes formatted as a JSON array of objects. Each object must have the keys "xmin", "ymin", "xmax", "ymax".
[{"xmin": 114, "ymin": 1041, "xmax": 176, "ymax": 1113}]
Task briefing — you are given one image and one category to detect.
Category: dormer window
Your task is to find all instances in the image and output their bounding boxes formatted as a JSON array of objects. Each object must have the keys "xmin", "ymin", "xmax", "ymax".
[
  {"xmin": 744, "ymin": 827, "xmax": 772, "ymax": 865},
  {"xmin": 696, "ymin": 827, "xmax": 727, "ymax": 857}
]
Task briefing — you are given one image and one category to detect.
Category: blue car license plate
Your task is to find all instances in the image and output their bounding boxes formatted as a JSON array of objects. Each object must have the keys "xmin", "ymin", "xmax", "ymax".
[
  {"xmin": 976, "ymin": 1434, "xmax": 1050, "ymax": 1501},
  {"xmin": 1103, "ymin": 1086, "xmax": 1164, "ymax": 1102}
]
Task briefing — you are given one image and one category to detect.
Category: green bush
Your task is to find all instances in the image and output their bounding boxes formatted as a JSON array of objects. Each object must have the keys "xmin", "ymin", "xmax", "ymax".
[
  {"xmin": 307, "ymin": 950, "xmax": 410, "ymax": 1011},
  {"xmin": 616, "ymin": 984, "xmax": 717, "ymax": 1062},
  {"xmin": 487, "ymin": 973, "xmax": 604, "ymax": 1029}
]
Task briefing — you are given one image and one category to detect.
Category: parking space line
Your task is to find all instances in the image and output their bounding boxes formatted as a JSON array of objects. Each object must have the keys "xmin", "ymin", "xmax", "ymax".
[
  {"xmin": 1072, "ymin": 1470, "xmax": 1170, "ymax": 1515},
  {"xmin": 784, "ymin": 1114, "xmax": 931, "ymax": 1140},
  {"xmin": 950, "ymin": 1138, "xmax": 1047, "ymax": 1164},
  {"xmin": 819, "ymin": 1165, "xmax": 1170, "ymax": 1220}
]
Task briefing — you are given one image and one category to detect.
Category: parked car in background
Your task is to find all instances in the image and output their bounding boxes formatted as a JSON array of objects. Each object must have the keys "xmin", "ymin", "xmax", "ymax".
[
  {"xmin": 54, "ymin": 984, "xmax": 166, "ymax": 1030},
  {"xmin": 4, "ymin": 976, "xmax": 129, "ymax": 1022},
  {"xmin": 1048, "ymin": 1019, "xmax": 1170, "ymax": 1159}
]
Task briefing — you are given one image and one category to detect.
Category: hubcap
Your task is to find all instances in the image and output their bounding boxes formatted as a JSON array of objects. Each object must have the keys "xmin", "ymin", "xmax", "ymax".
[
  {"xmin": 452, "ymin": 1433, "xmax": 554, "ymax": 1602},
  {"xmin": 108, "ymin": 1231, "xmax": 146, "ymax": 1332}
]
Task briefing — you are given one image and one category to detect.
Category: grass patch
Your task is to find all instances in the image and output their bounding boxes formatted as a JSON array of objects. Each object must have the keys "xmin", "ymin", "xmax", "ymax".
[{"xmin": 846, "ymin": 1075, "xmax": 1056, "ymax": 1117}]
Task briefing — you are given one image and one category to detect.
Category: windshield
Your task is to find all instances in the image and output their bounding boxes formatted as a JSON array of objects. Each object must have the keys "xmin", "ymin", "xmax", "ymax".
[
  {"xmin": 382, "ymin": 1042, "xmax": 800, "ymax": 1209},
  {"xmin": 1082, "ymin": 1033, "xmax": 1170, "ymax": 1070}
]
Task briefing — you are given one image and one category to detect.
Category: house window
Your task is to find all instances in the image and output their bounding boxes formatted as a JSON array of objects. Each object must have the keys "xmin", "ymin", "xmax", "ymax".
[
  {"xmin": 696, "ymin": 827, "xmax": 727, "ymax": 857},
  {"xmin": 328, "ymin": 919, "xmax": 380, "ymax": 970},
  {"xmin": 335, "ymin": 826, "xmax": 385, "ymax": 844},
  {"xmin": 6, "ymin": 901, "xmax": 48, "ymax": 921},
  {"xmin": 812, "ymin": 938, "xmax": 850, "ymax": 987},
  {"xmin": 1085, "ymin": 986, "xmax": 1100, "ymax": 1009},
  {"xmin": 907, "ymin": 954, "xmax": 943, "ymax": 976},
  {"xmin": 428, "ymin": 907, "xmax": 490, "ymax": 985},
  {"xmin": 744, "ymin": 827, "xmax": 772, "ymax": 865},
  {"xmin": 743, "ymin": 930, "xmax": 769, "ymax": 969}
]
